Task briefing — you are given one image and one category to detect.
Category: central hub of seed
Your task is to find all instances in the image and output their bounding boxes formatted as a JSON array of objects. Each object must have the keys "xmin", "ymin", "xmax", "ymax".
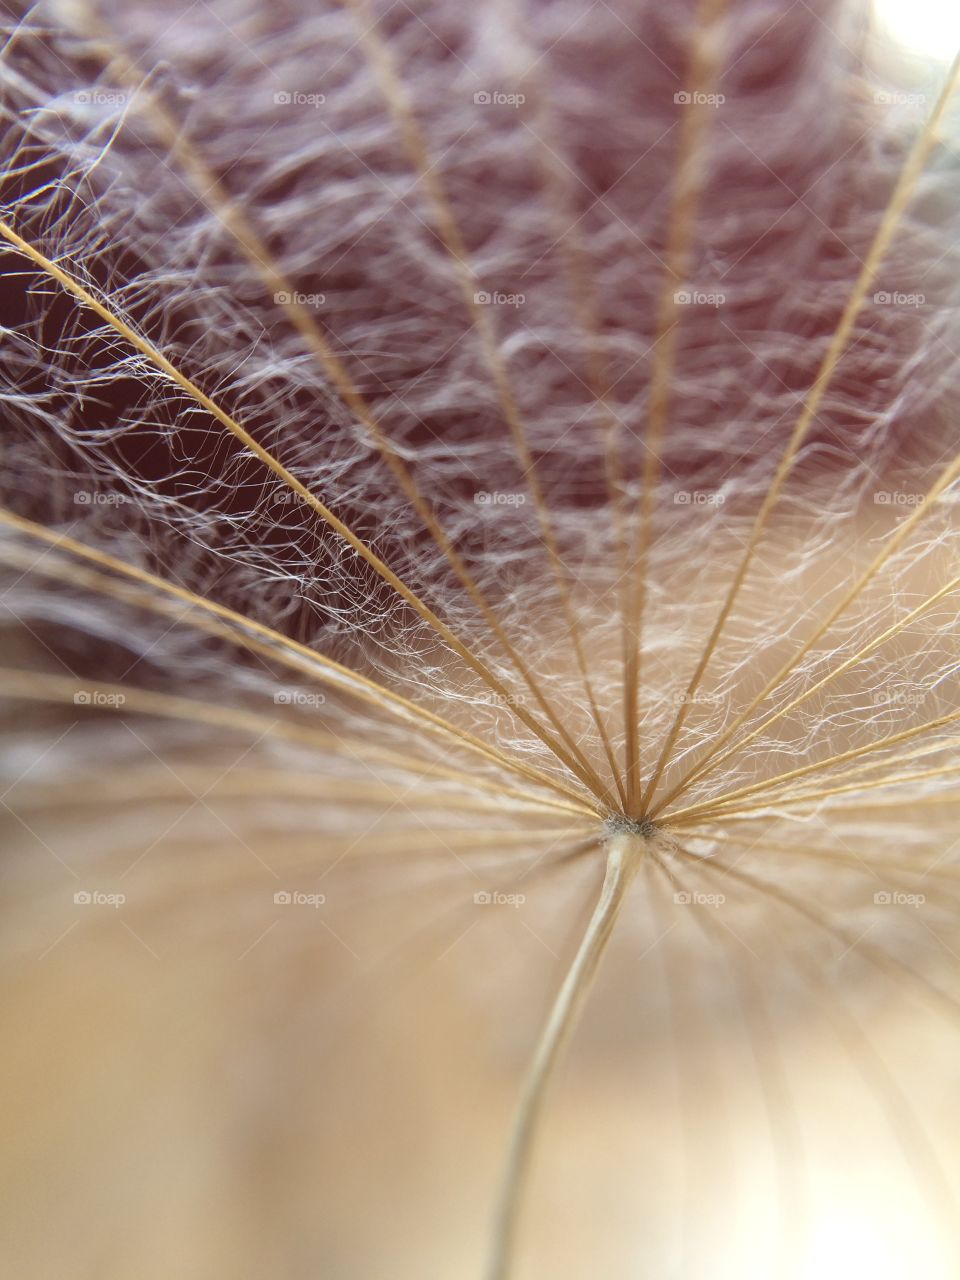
[
  {"xmin": 602, "ymin": 814, "xmax": 684, "ymax": 862},
  {"xmin": 604, "ymin": 814, "xmax": 659, "ymax": 840}
]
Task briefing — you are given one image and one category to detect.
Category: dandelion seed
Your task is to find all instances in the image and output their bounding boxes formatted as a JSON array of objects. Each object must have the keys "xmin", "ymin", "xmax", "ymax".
[{"xmin": 1, "ymin": 1, "xmax": 959, "ymax": 1276}]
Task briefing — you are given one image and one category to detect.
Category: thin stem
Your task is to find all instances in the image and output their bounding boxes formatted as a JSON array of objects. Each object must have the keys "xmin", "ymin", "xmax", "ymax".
[{"xmin": 486, "ymin": 831, "xmax": 644, "ymax": 1280}]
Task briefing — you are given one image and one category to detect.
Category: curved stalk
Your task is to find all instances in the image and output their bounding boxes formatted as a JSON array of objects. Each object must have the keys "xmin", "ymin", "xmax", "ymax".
[{"xmin": 486, "ymin": 830, "xmax": 644, "ymax": 1280}]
